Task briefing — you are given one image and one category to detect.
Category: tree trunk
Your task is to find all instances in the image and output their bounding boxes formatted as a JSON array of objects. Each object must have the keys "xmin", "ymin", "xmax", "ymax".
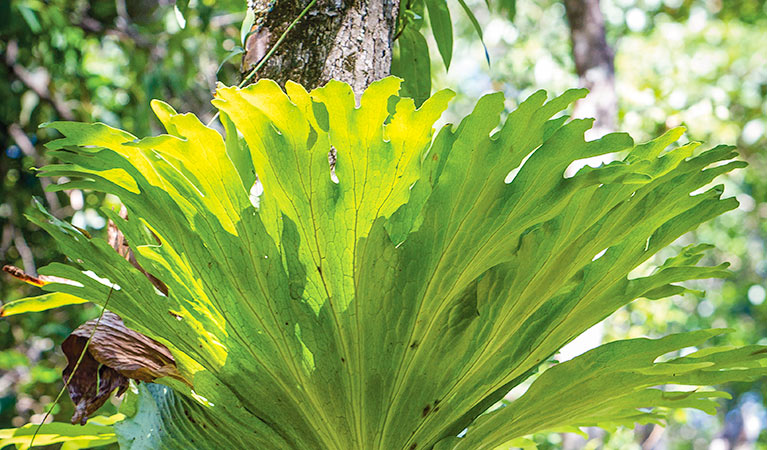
[
  {"xmin": 563, "ymin": 0, "xmax": 616, "ymax": 138},
  {"xmin": 242, "ymin": 0, "xmax": 400, "ymax": 93}
]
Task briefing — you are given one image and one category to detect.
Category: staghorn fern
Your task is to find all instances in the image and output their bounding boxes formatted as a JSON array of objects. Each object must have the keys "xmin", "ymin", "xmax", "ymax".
[{"xmin": 2, "ymin": 77, "xmax": 766, "ymax": 449}]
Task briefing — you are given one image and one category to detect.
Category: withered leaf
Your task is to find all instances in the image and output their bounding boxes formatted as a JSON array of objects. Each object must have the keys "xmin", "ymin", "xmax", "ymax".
[
  {"xmin": 63, "ymin": 311, "xmax": 189, "ymax": 425},
  {"xmin": 2, "ymin": 264, "xmax": 74, "ymax": 287},
  {"xmin": 107, "ymin": 206, "xmax": 168, "ymax": 296},
  {"xmin": 62, "ymin": 205, "xmax": 180, "ymax": 425}
]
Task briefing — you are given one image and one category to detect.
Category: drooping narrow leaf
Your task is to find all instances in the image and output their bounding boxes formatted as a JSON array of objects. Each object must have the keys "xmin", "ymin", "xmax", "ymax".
[
  {"xmin": 456, "ymin": 0, "xmax": 491, "ymax": 65},
  {"xmin": 240, "ymin": 8, "xmax": 256, "ymax": 45},
  {"xmin": 497, "ymin": 0, "xmax": 517, "ymax": 21},
  {"xmin": 425, "ymin": 0, "xmax": 453, "ymax": 69},
  {"xmin": 216, "ymin": 47, "xmax": 245, "ymax": 75}
]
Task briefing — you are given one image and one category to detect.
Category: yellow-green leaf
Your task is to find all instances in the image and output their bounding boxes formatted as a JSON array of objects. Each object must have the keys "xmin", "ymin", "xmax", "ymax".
[{"xmin": 1, "ymin": 292, "xmax": 88, "ymax": 317}]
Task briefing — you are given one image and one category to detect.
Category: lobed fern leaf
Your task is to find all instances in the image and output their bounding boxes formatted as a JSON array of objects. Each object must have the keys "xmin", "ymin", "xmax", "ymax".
[{"xmin": 2, "ymin": 77, "xmax": 764, "ymax": 449}]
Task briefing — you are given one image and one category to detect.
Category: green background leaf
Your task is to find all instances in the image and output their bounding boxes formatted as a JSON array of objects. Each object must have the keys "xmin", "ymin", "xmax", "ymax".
[
  {"xmin": 392, "ymin": 28, "xmax": 432, "ymax": 107},
  {"xmin": 425, "ymin": 0, "xmax": 453, "ymax": 69}
]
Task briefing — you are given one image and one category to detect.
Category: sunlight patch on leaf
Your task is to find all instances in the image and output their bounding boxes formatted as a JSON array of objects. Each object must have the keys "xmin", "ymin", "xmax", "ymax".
[{"xmin": 17, "ymin": 78, "xmax": 761, "ymax": 449}]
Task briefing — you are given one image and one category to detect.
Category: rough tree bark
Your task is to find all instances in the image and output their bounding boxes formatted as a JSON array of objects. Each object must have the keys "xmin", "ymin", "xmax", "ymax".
[
  {"xmin": 563, "ymin": 0, "xmax": 617, "ymax": 138},
  {"xmin": 242, "ymin": 0, "xmax": 400, "ymax": 92}
]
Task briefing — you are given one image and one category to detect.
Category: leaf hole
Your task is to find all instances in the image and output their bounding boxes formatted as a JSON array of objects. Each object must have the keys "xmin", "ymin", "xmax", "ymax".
[
  {"xmin": 249, "ymin": 178, "xmax": 263, "ymax": 208},
  {"xmin": 505, "ymin": 152, "xmax": 534, "ymax": 184},
  {"xmin": 564, "ymin": 154, "xmax": 616, "ymax": 178},
  {"xmin": 592, "ymin": 248, "xmax": 608, "ymax": 261},
  {"xmin": 329, "ymin": 148, "xmax": 339, "ymax": 184}
]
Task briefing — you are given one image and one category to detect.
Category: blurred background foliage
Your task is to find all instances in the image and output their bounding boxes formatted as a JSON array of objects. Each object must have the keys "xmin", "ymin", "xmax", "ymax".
[
  {"xmin": 1, "ymin": 0, "xmax": 766, "ymax": 448},
  {"xmin": 0, "ymin": 0, "xmax": 244, "ymax": 434}
]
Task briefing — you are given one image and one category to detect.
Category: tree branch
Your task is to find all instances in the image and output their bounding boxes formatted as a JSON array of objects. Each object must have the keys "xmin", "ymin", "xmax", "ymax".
[
  {"xmin": 3, "ymin": 41, "xmax": 75, "ymax": 121},
  {"xmin": 8, "ymin": 123, "xmax": 64, "ymax": 215},
  {"xmin": 11, "ymin": 225, "xmax": 37, "ymax": 277}
]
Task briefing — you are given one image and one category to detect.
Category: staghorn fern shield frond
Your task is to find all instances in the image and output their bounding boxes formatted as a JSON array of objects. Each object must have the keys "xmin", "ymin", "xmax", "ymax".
[{"xmin": 6, "ymin": 77, "xmax": 766, "ymax": 449}]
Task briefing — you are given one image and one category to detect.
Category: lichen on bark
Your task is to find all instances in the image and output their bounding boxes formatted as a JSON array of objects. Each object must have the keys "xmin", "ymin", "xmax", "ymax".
[{"xmin": 243, "ymin": 0, "xmax": 400, "ymax": 92}]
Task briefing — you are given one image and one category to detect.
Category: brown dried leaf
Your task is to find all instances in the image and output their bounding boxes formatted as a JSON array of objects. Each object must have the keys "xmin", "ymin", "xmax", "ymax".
[
  {"xmin": 2, "ymin": 264, "xmax": 74, "ymax": 287},
  {"xmin": 63, "ymin": 311, "xmax": 189, "ymax": 425},
  {"xmin": 62, "ymin": 334, "xmax": 128, "ymax": 426},
  {"xmin": 107, "ymin": 206, "xmax": 168, "ymax": 295},
  {"xmin": 52, "ymin": 206, "xmax": 181, "ymax": 424}
]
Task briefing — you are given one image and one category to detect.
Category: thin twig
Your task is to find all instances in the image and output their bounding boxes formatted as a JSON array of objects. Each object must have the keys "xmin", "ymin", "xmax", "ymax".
[
  {"xmin": 3, "ymin": 41, "xmax": 74, "ymax": 121},
  {"xmin": 11, "ymin": 226, "xmax": 36, "ymax": 277},
  {"xmin": 7, "ymin": 124, "xmax": 35, "ymax": 157},
  {"xmin": 29, "ymin": 285, "xmax": 115, "ymax": 448},
  {"xmin": 0, "ymin": 223, "xmax": 13, "ymax": 259},
  {"xmin": 8, "ymin": 124, "xmax": 64, "ymax": 214},
  {"xmin": 238, "ymin": 0, "xmax": 318, "ymax": 88},
  {"xmin": 206, "ymin": 0, "xmax": 318, "ymax": 126}
]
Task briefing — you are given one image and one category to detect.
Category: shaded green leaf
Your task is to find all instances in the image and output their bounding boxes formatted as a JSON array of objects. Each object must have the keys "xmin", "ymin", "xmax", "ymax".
[
  {"xmin": 398, "ymin": 0, "xmax": 425, "ymax": 29},
  {"xmin": 216, "ymin": 46, "xmax": 245, "ymax": 75},
  {"xmin": 425, "ymin": 0, "xmax": 453, "ymax": 69},
  {"xmin": 497, "ymin": 0, "xmax": 517, "ymax": 21},
  {"xmin": 17, "ymin": 5, "xmax": 41, "ymax": 33},
  {"xmin": 436, "ymin": 330, "xmax": 767, "ymax": 449},
  {"xmin": 392, "ymin": 28, "xmax": 432, "ymax": 107},
  {"xmin": 456, "ymin": 0, "xmax": 490, "ymax": 65}
]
